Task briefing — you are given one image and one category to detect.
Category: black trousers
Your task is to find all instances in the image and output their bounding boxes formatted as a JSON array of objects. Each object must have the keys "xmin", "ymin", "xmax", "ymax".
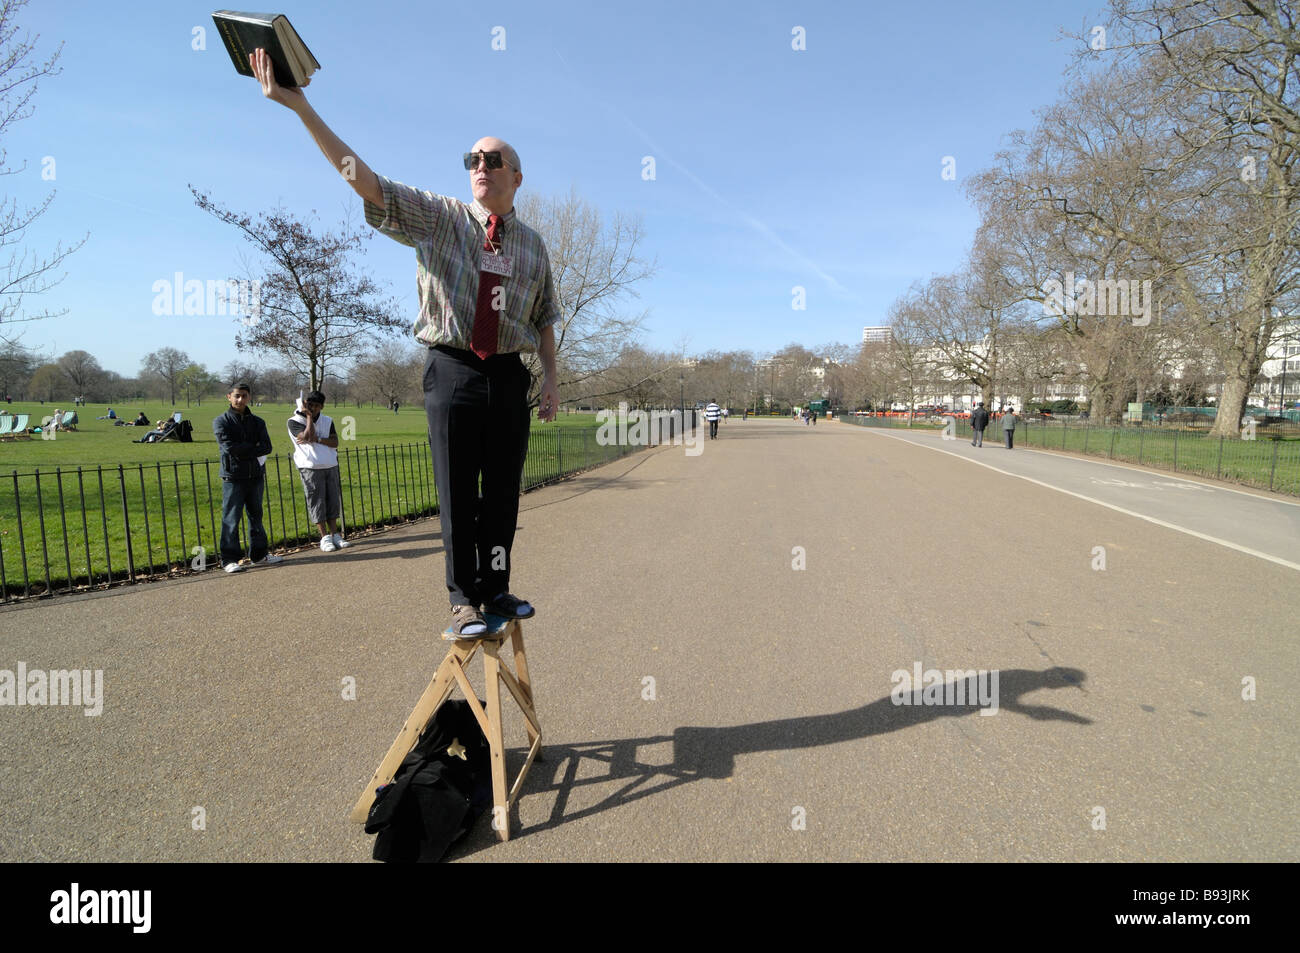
[
  {"xmin": 423, "ymin": 346, "xmax": 531, "ymax": 607},
  {"xmin": 1005, "ymin": 428, "xmax": 1015, "ymax": 449}
]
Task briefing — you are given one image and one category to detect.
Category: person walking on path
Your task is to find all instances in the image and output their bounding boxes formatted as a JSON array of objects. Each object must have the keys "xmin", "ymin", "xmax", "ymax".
[
  {"xmin": 248, "ymin": 49, "xmax": 560, "ymax": 637},
  {"xmin": 214, "ymin": 382, "xmax": 282, "ymax": 573},
  {"xmin": 288, "ymin": 390, "xmax": 350, "ymax": 553},
  {"xmin": 1002, "ymin": 406, "xmax": 1019, "ymax": 449},
  {"xmin": 705, "ymin": 400, "xmax": 722, "ymax": 439},
  {"xmin": 971, "ymin": 402, "xmax": 989, "ymax": 447}
]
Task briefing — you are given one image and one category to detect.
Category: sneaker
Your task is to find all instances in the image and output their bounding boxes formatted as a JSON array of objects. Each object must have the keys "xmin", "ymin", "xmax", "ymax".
[
  {"xmin": 320, "ymin": 536, "xmax": 336, "ymax": 552},
  {"xmin": 484, "ymin": 592, "xmax": 535, "ymax": 619},
  {"xmin": 449, "ymin": 604, "xmax": 488, "ymax": 638},
  {"xmin": 253, "ymin": 554, "xmax": 284, "ymax": 566},
  {"xmin": 332, "ymin": 533, "xmax": 350, "ymax": 549},
  {"xmin": 223, "ymin": 561, "xmax": 245, "ymax": 574}
]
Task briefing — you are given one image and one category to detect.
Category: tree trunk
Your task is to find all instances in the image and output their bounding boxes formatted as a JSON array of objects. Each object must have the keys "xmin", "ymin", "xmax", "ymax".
[{"xmin": 1210, "ymin": 374, "xmax": 1252, "ymax": 440}]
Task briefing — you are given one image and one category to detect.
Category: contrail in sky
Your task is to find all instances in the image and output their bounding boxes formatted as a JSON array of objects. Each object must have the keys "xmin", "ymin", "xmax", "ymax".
[{"xmin": 552, "ymin": 47, "xmax": 853, "ymax": 299}]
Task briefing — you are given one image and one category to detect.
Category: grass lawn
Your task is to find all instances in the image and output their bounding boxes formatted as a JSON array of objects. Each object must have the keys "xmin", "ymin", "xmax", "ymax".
[
  {"xmin": 0, "ymin": 400, "xmax": 599, "ymax": 468},
  {"xmin": 0, "ymin": 402, "xmax": 615, "ymax": 599}
]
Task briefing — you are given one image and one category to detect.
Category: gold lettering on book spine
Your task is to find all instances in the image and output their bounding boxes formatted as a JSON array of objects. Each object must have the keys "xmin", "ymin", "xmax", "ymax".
[{"xmin": 218, "ymin": 21, "xmax": 248, "ymax": 68}]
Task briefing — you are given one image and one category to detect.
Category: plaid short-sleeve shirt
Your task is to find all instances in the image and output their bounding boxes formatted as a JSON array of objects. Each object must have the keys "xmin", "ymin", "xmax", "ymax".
[{"xmin": 363, "ymin": 175, "xmax": 561, "ymax": 353}]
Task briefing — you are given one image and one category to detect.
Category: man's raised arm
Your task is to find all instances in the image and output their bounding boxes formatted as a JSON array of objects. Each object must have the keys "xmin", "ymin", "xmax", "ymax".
[{"xmin": 249, "ymin": 48, "xmax": 383, "ymax": 207}]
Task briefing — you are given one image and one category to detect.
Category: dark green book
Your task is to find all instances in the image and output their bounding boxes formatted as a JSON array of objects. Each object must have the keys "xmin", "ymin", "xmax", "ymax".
[{"xmin": 212, "ymin": 10, "xmax": 320, "ymax": 87}]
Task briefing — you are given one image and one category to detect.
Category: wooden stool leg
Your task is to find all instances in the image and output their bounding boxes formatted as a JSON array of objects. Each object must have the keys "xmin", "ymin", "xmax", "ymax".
[
  {"xmin": 482, "ymin": 641, "xmax": 510, "ymax": 841},
  {"xmin": 349, "ymin": 643, "xmax": 478, "ymax": 822},
  {"xmin": 510, "ymin": 622, "xmax": 541, "ymax": 751}
]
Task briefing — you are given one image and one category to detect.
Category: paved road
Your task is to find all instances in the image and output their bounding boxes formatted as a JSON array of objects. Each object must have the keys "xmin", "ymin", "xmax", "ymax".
[
  {"xmin": 855, "ymin": 424, "xmax": 1300, "ymax": 570},
  {"xmin": 1, "ymin": 417, "xmax": 1295, "ymax": 862}
]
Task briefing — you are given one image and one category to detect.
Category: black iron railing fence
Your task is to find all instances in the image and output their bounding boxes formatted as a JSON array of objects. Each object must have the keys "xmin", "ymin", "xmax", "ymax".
[
  {"xmin": 1, "ymin": 415, "xmax": 699, "ymax": 603},
  {"xmin": 837, "ymin": 413, "xmax": 1300, "ymax": 496}
]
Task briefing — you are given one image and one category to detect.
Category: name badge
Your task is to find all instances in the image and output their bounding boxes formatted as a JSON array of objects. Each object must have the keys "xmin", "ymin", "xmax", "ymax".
[{"xmin": 480, "ymin": 251, "xmax": 513, "ymax": 277}]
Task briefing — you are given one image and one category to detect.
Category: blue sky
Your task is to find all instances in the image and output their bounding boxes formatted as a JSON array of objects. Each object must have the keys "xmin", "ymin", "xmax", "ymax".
[{"xmin": 5, "ymin": 0, "xmax": 1105, "ymax": 377}]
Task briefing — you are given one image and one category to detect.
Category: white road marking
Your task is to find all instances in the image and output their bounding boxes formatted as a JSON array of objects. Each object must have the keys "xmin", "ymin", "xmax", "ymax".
[
  {"xmin": 859, "ymin": 428, "xmax": 1300, "ymax": 574},
  {"xmin": 1016, "ymin": 446, "xmax": 1300, "ymax": 507},
  {"xmin": 844, "ymin": 421, "xmax": 1300, "ymax": 507}
]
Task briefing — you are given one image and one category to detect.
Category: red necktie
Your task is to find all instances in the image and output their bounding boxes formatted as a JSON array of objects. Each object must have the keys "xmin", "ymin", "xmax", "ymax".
[{"xmin": 470, "ymin": 214, "xmax": 502, "ymax": 360}]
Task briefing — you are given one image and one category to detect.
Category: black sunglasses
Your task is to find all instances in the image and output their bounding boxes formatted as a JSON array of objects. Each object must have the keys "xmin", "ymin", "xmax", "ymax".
[{"xmin": 463, "ymin": 150, "xmax": 514, "ymax": 172}]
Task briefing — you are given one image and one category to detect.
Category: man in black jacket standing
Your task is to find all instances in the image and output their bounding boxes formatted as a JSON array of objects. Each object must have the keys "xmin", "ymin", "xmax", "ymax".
[
  {"xmin": 971, "ymin": 402, "xmax": 989, "ymax": 447},
  {"xmin": 213, "ymin": 383, "xmax": 282, "ymax": 573}
]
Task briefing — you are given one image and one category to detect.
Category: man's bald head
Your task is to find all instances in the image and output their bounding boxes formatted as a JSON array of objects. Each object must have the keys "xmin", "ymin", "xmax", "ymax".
[{"xmin": 470, "ymin": 136, "xmax": 523, "ymax": 215}]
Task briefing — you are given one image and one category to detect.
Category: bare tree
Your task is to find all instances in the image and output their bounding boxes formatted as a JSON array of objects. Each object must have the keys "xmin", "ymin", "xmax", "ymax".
[
  {"xmin": 589, "ymin": 345, "xmax": 681, "ymax": 409},
  {"xmin": 887, "ymin": 296, "xmax": 937, "ymax": 421},
  {"xmin": 55, "ymin": 349, "xmax": 101, "ymax": 397},
  {"xmin": 255, "ymin": 366, "xmax": 299, "ymax": 403},
  {"xmin": 856, "ymin": 340, "xmax": 905, "ymax": 412},
  {"xmin": 0, "ymin": 0, "xmax": 86, "ymax": 345},
  {"xmin": 192, "ymin": 189, "xmax": 405, "ymax": 391},
  {"xmin": 351, "ymin": 339, "xmax": 422, "ymax": 408},
  {"xmin": 1057, "ymin": 8, "xmax": 1300, "ymax": 435},
  {"xmin": 907, "ymin": 266, "xmax": 1008, "ymax": 411},
  {"xmin": 818, "ymin": 343, "xmax": 855, "ymax": 410},
  {"xmin": 222, "ymin": 360, "xmax": 261, "ymax": 400},
  {"xmin": 769, "ymin": 343, "xmax": 821, "ymax": 409},
  {"xmin": 0, "ymin": 338, "xmax": 37, "ymax": 396},
  {"xmin": 141, "ymin": 347, "xmax": 190, "ymax": 406},
  {"xmin": 515, "ymin": 189, "xmax": 656, "ymax": 406}
]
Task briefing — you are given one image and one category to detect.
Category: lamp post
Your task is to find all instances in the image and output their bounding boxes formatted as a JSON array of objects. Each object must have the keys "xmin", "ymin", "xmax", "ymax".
[{"xmin": 679, "ymin": 374, "xmax": 685, "ymax": 433}]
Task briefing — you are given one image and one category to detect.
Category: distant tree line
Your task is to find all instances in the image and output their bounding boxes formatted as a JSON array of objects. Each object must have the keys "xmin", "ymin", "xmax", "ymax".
[{"xmin": 0, "ymin": 340, "xmax": 430, "ymax": 408}]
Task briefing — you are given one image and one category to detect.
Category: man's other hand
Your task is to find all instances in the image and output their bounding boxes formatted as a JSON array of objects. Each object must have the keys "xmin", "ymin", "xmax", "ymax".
[
  {"xmin": 537, "ymin": 377, "xmax": 559, "ymax": 422},
  {"xmin": 250, "ymin": 48, "xmax": 308, "ymax": 109}
]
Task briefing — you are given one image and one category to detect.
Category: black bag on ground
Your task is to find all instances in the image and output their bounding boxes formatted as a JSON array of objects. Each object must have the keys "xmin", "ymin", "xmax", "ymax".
[{"xmin": 364, "ymin": 698, "xmax": 493, "ymax": 863}]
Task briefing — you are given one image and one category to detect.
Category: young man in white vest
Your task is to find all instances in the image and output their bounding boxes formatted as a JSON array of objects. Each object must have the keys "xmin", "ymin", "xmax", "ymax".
[{"xmin": 288, "ymin": 390, "xmax": 350, "ymax": 552}]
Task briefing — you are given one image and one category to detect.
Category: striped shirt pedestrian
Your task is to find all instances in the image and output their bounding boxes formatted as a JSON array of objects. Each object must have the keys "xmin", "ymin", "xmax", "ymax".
[{"xmin": 705, "ymin": 401, "xmax": 721, "ymax": 440}]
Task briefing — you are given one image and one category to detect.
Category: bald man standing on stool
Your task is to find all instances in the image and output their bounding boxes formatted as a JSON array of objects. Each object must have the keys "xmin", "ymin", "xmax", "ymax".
[{"xmin": 250, "ymin": 49, "xmax": 561, "ymax": 639}]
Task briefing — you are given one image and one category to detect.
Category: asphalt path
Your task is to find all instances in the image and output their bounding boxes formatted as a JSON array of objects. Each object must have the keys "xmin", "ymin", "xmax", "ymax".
[
  {"xmin": 1, "ymin": 417, "xmax": 1295, "ymax": 862},
  {"xmin": 853, "ymin": 424, "xmax": 1300, "ymax": 571}
]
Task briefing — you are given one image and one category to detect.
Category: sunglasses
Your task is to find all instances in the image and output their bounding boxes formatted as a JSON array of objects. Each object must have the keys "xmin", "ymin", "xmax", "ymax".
[{"xmin": 463, "ymin": 150, "xmax": 515, "ymax": 172}]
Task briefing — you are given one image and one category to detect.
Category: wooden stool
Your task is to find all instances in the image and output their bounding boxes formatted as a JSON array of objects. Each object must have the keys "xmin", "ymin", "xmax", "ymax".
[{"xmin": 350, "ymin": 615, "xmax": 542, "ymax": 842}]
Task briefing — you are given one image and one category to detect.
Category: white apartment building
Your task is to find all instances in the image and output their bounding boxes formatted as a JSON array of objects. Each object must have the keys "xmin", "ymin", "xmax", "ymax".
[{"xmin": 1253, "ymin": 318, "xmax": 1300, "ymax": 409}]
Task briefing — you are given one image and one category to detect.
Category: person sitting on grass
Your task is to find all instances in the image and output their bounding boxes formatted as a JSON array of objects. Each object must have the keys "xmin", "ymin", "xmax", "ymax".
[
  {"xmin": 132, "ymin": 411, "xmax": 150, "ymax": 427},
  {"xmin": 135, "ymin": 419, "xmax": 174, "ymax": 443},
  {"xmin": 96, "ymin": 408, "xmax": 117, "ymax": 420}
]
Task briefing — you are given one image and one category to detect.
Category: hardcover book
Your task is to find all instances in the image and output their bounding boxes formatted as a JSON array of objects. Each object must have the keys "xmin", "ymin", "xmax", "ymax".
[{"xmin": 212, "ymin": 10, "xmax": 320, "ymax": 87}]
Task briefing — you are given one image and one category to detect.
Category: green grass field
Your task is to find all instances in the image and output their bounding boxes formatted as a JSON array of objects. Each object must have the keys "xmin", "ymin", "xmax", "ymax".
[
  {"xmin": 0, "ymin": 401, "xmax": 619, "ymax": 599},
  {"xmin": 0, "ymin": 400, "xmax": 599, "ymax": 467}
]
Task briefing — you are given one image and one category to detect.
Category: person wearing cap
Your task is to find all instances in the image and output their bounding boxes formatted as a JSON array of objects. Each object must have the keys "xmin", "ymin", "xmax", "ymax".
[
  {"xmin": 971, "ymin": 401, "xmax": 989, "ymax": 447},
  {"xmin": 1002, "ymin": 405, "xmax": 1020, "ymax": 449},
  {"xmin": 288, "ymin": 390, "xmax": 349, "ymax": 552},
  {"xmin": 248, "ymin": 50, "xmax": 560, "ymax": 638}
]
